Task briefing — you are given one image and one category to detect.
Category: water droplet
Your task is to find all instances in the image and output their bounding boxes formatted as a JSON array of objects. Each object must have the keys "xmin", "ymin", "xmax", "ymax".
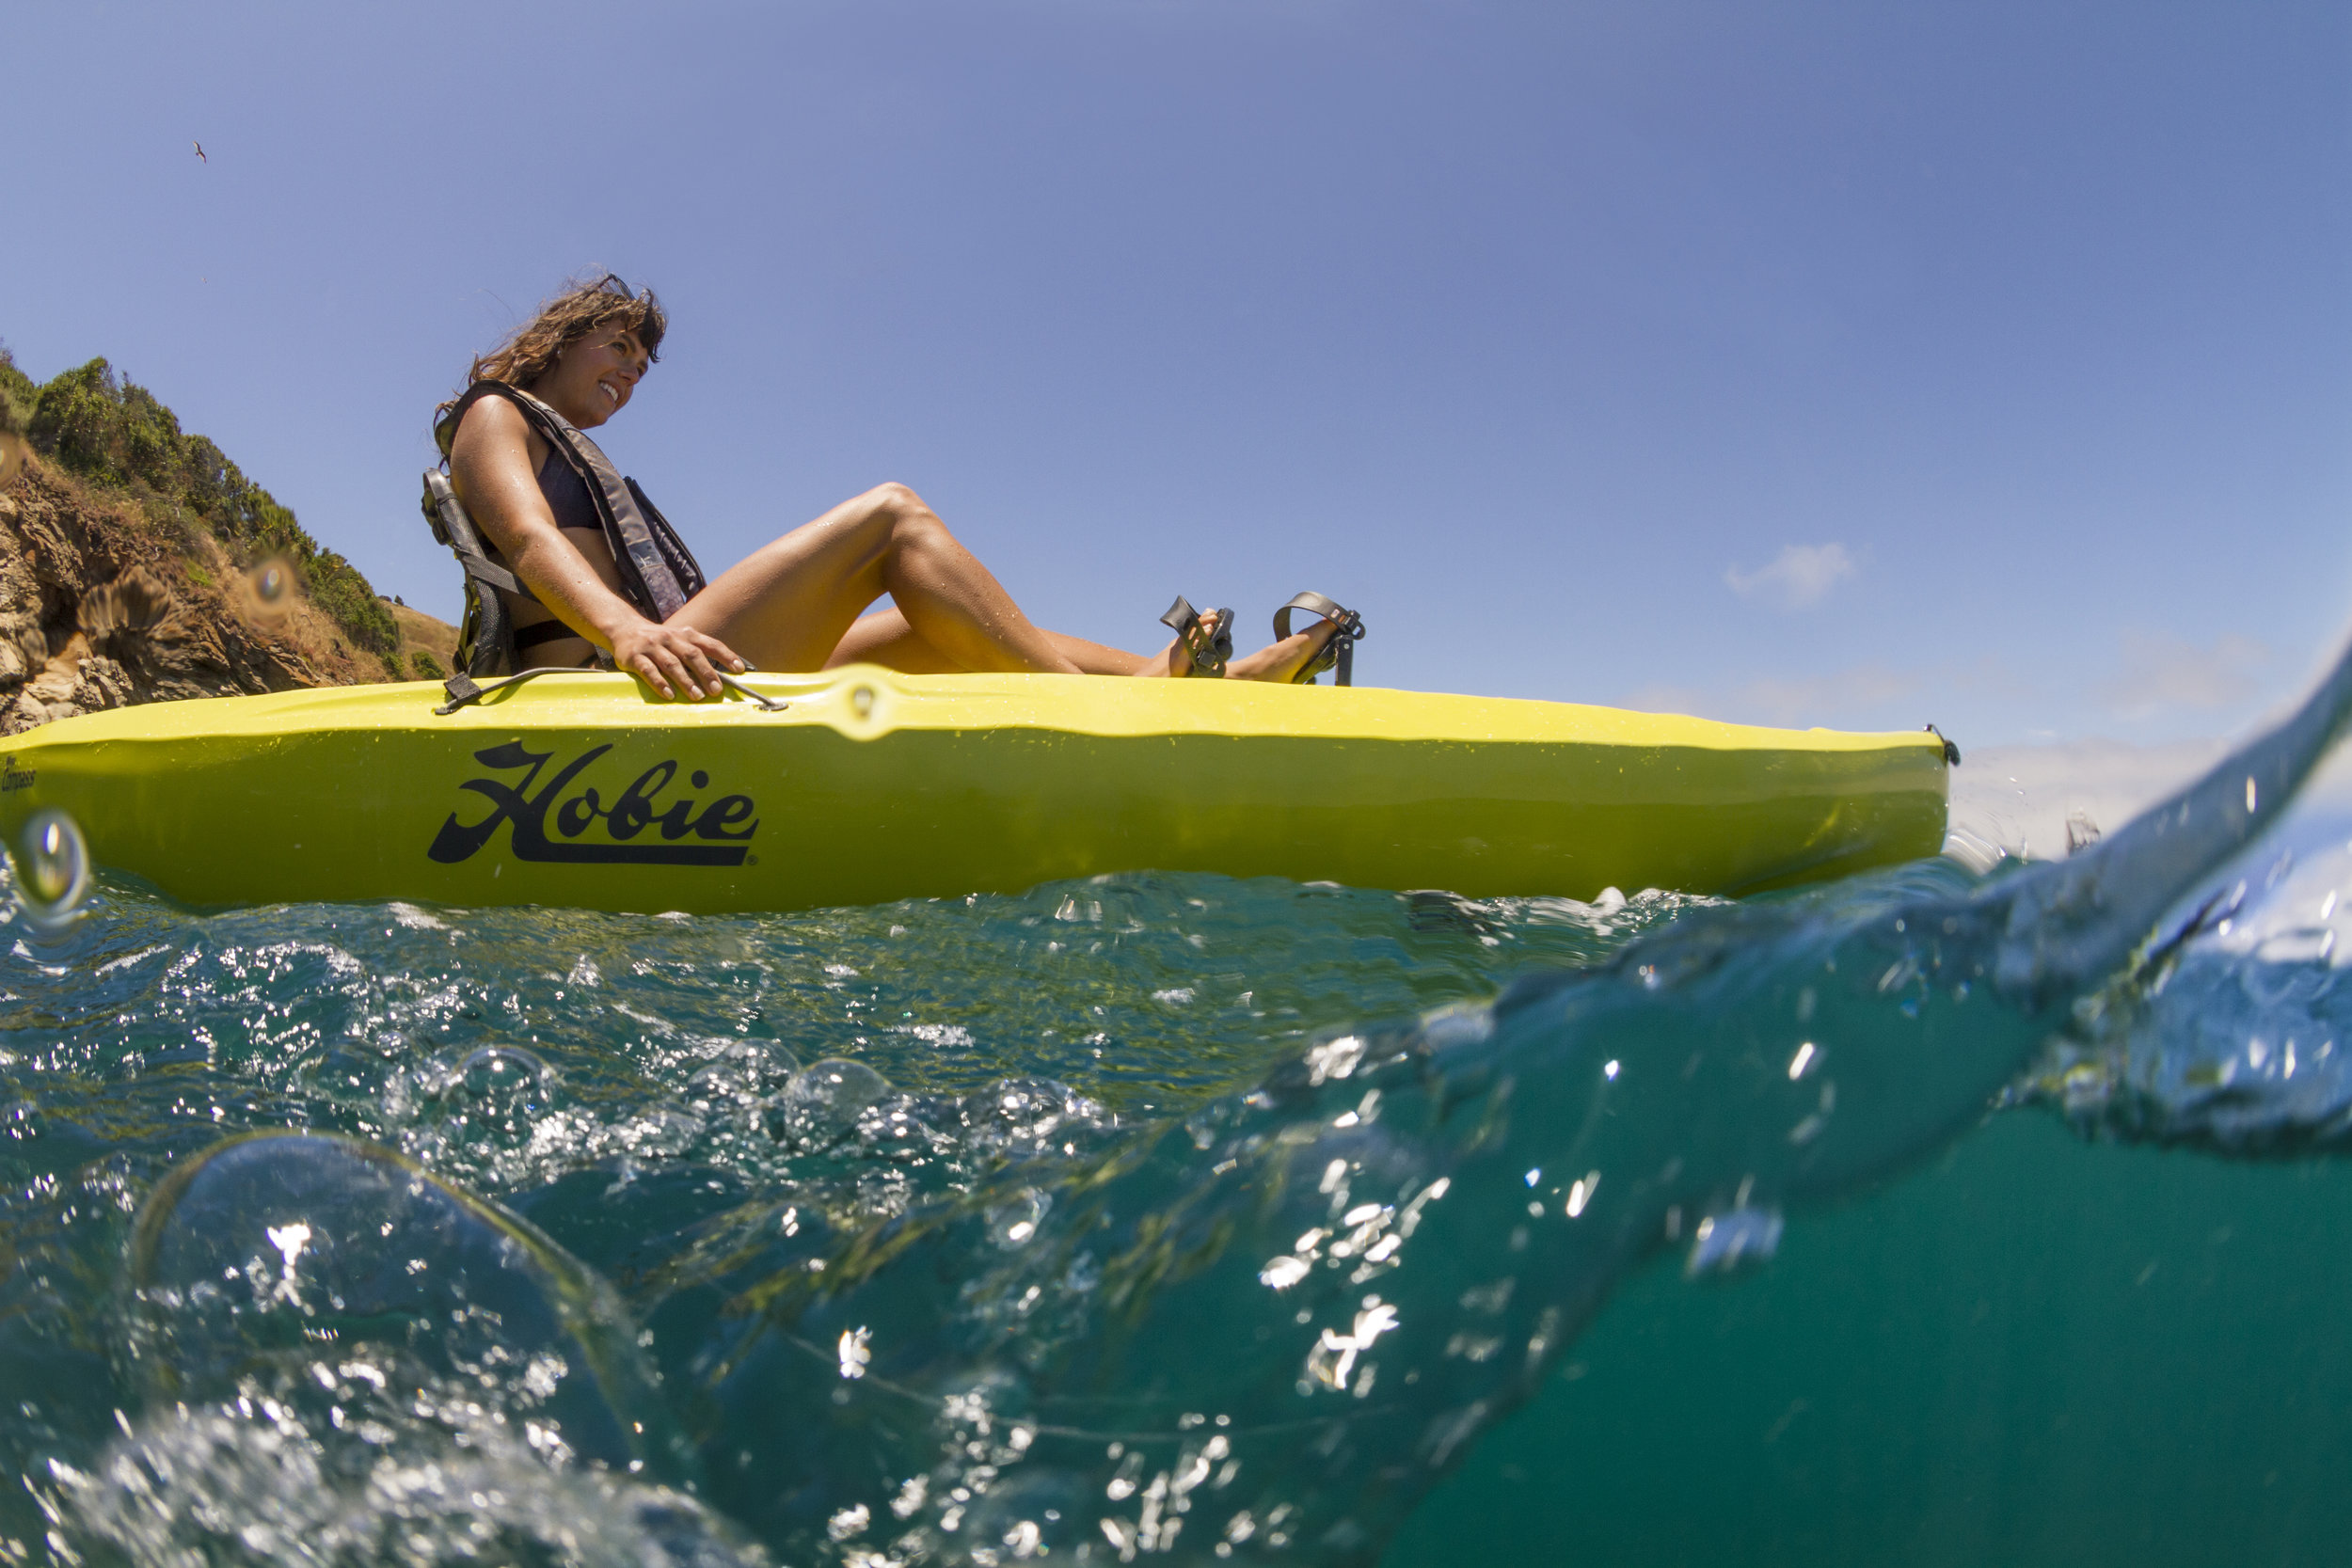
[
  {"xmin": 240, "ymin": 555, "xmax": 300, "ymax": 625},
  {"xmin": 11, "ymin": 808, "xmax": 89, "ymax": 930}
]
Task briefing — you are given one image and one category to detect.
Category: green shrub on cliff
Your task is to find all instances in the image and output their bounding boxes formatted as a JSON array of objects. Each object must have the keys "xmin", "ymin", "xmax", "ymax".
[
  {"xmin": 0, "ymin": 347, "xmax": 35, "ymax": 438},
  {"xmin": 0, "ymin": 346, "xmax": 398, "ymax": 657}
]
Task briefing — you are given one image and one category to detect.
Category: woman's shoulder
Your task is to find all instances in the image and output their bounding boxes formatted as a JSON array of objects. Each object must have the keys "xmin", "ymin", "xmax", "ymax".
[
  {"xmin": 451, "ymin": 383, "xmax": 528, "ymax": 436},
  {"xmin": 447, "ymin": 387, "xmax": 547, "ymax": 469}
]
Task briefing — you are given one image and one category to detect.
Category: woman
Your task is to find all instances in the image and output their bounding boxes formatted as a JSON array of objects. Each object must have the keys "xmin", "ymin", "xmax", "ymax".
[{"xmin": 437, "ymin": 275, "xmax": 1350, "ymax": 700}]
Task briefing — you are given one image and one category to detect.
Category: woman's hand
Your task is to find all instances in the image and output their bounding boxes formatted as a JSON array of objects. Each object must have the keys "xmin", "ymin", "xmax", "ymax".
[{"xmin": 610, "ymin": 617, "xmax": 747, "ymax": 701}]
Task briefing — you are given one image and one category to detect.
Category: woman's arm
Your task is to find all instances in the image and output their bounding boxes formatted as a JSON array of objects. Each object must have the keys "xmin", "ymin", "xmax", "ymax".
[{"xmin": 448, "ymin": 396, "xmax": 740, "ymax": 699}]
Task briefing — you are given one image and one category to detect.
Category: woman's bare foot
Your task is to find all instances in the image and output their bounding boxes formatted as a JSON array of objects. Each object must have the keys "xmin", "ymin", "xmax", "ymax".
[{"xmin": 1148, "ymin": 607, "xmax": 1234, "ymax": 678}]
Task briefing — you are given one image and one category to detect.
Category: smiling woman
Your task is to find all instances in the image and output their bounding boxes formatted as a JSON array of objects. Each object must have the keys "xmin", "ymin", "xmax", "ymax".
[{"xmin": 434, "ymin": 274, "xmax": 1354, "ymax": 698}]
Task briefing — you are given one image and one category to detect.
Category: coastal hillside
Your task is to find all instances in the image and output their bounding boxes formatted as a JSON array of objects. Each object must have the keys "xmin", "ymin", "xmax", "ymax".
[{"xmin": 0, "ymin": 346, "xmax": 455, "ymax": 736}]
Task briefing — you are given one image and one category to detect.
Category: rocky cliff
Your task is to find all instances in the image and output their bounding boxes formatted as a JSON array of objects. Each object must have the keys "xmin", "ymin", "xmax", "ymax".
[{"xmin": 0, "ymin": 348, "xmax": 456, "ymax": 735}]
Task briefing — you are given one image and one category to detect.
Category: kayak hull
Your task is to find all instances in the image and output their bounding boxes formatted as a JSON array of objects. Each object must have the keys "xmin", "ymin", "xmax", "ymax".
[{"xmin": 0, "ymin": 669, "xmax": 1950, "ymax": 914}]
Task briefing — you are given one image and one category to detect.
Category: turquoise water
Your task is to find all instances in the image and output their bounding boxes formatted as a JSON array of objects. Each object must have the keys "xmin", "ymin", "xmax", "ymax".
[
  {"xmin": 1391, "ymin": 1115, "xmax": 2352, "ymax": 1568},
  {"xmin": 7, "ymin": 668, "xmax": 2352, "ymax": 1564}
]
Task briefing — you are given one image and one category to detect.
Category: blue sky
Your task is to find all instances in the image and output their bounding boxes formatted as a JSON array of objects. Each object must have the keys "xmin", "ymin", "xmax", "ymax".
[{"xmin": 8, "ymin": 2, "xmax": 2350, "ymax": 746}]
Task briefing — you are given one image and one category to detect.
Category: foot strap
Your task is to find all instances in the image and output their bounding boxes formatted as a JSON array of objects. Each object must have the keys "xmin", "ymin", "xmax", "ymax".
[
  {"xmin": 1161, "ymin": 594, "xmax": 1233, "ymax": 677},
  {"xmin": 1273, "ymin": 592, "xmax": 1365, "ymax": 686}
]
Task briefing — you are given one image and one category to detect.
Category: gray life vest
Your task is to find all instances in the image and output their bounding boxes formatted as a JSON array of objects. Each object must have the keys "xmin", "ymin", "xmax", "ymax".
[{"xmin": 429, "ymin": 382, "xmax": 707, "ymax": 659}]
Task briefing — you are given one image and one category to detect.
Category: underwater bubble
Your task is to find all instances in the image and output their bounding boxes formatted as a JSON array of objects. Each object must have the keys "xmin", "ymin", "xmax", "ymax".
[
  {"xmin": 127, "ymin": 1132, "xmax": 677, "ymax": 1474},
  {"xmin": 11, "ymin": 806, "xmax": 90, "ymax": 930},
  {"xmin": 965, "ymin": 1076, "xmax": 1086, "ymax": 1131},
  {"xmin": 1685, "ymin": 1205, "xmax": 1785, "ymax": 1278},
  {"xmin": 986, "ymin": 1187, "xmax": 1052, "ymax": 1248},
  {"xmin": 854, "ymin": 1091, "xmax": 957, "ymax": 1163},
  {"xmin": 956, "ymin": 1075, "xmax": 1111, "ymax": 1161},
  {"xmin": 433, "ymin": 1046, "xmax": 555, "ymax": 1135},
  {"xmin": 685, "ymin": 1038, "xmax": 801, "ymax": 1108},
  {"xmin": 59, "ymin": 1402, "xmax": 761, "ymax": 1568},
  {"xmin": 765, "ymin": 1058, "xmax": 888, "ymax": 1147}
]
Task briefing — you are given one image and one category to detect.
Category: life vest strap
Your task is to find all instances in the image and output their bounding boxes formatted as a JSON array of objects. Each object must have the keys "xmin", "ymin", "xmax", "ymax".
[
  {"xmin": 453, "ymin": 548, "xmax": 527, "ymax": 600},
  {"xmin": 422, "ymin": 467, "xmax": 526, "ymax": 678},
  {"xmin": 437, "ymin": 382, "xmax": 707, "ymax": 624}
]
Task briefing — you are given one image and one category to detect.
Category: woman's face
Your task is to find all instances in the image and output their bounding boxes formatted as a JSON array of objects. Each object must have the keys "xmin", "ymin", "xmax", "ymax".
[{"xmin": 540, "ymin": 325, "xmax": 649, "ymax": 428}]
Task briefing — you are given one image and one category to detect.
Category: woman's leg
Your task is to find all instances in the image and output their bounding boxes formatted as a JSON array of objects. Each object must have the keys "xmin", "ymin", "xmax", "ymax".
[
  {"xmin": 828, "ymin": 607, "xmax": 1341, "ymax": 681},
  {"xmin": 674, "ymin": 480, "xmax": 1343, "ymax": 680},
  {"xmin": 1228, "ymin": 625, "xmax": 1338, "ymax": 683},
  {"xmin": 827, "ymin": 608, "xmax": 1167, "ymax": 675},
  {"xmin": 672, "ymin": 483, "xmax": 1086, "ymax": 674}
]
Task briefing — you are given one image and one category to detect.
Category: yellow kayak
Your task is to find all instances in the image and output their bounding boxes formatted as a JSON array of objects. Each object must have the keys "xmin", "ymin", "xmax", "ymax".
[{"xmin": 0, "ymin": 668, "xmax": 1949, "ymax": 914}]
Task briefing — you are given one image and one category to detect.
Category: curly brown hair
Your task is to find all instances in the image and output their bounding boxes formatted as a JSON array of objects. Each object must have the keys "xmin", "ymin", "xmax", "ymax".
[{"xmin": 435, "ymin": 273, "xmax": 666, "ymax": 451}]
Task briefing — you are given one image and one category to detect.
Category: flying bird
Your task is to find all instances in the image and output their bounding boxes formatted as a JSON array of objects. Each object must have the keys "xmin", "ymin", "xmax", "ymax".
[{"xmin": 193, "ymin": 141, "xmax": 206, "ymax": 163}]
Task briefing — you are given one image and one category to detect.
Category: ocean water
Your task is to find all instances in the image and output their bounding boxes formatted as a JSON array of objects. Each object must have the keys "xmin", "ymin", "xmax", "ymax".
[{"xmin": 7, "ymin": 672, "xmax": 2352, "ymax": 1564}]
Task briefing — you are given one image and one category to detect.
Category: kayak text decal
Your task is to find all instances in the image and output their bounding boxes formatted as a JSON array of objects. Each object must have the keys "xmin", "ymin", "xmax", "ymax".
[
  {"xmin": 0, "ymin": 761, "xmax": 33, "ymax": 795},
  {"xmin": 428, "ymin": 741, "xmax": 757, "ymax": 866}
]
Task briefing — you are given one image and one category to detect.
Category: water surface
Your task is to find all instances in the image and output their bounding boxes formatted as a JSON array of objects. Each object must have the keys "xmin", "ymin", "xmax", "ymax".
[{"xmin": 5, "ymin": 746, "xmax": 2351, "ymax": 1564}]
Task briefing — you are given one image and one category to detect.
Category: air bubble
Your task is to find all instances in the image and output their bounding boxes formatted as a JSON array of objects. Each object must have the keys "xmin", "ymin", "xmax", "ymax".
[
  {"xmin": 430, "ymin": 1046, "xmax": 555, "ymax": 1139},
  {"xmin": 11, "ymin": 808, "xmax": 90, "ymax": 930},
  {"xmin": 685, "ymin": 1039, "xmax": 801, "ymax": 1109},
  {"xmin": 986, "ymin": 1187, "xmax": 1051, "ymax": 1248},
  {"xmin": 766, "ymin": 1058, "xmax": 888, "ymax": 1147},
  {"xmin": 1684, "ymin": 1205, "xmax": 1784, "ymax": 1278}
]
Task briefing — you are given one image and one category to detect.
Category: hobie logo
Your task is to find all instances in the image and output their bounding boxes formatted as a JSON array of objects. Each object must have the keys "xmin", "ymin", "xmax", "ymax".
[{"xmin": 429, "ymin": 742, "xmax": 758, "ymax": 866}]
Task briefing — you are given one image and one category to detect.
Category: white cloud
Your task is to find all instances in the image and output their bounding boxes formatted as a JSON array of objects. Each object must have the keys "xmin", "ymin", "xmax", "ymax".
[
  {"xmin": 2099, "ymin": 632, "xmax": 2267, "ymax": 721},
  {"xmin": 1724, "ymin": 543, "xmax": 1856, "ymax": 611}
]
